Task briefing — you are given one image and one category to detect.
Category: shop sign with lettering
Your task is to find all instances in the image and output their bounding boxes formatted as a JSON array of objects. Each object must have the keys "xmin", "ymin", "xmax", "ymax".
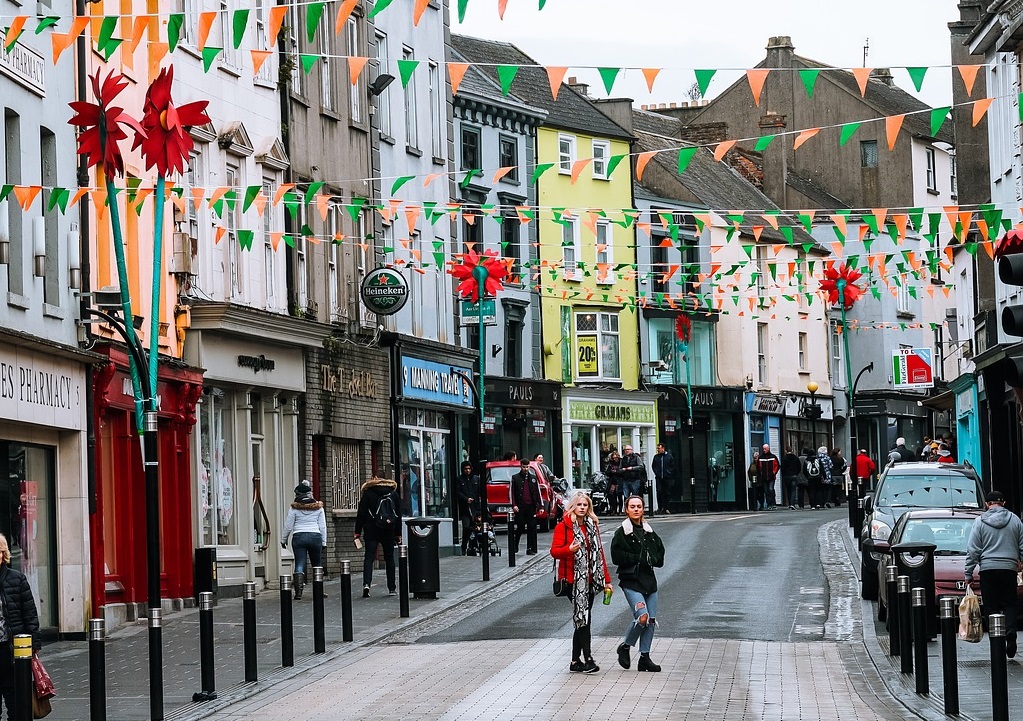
[
  {"xmin": 321, "ymin": 365, "xmax": 378, "ymax": 399},
  {"xmin": 0, "ymin": 346, "xmax": 84, "ymax": 430},
  {"xmin": 576, "ymin": 336, "xmax": 598, "ymax": 376},
  {"xmin": 531, "ymin": 416, "xmax": 546, "ymax": 437},
  {"xmin": 238, "ymin": 354, "xmax": 275, "ymax": 373},
  {"xmin": 485, "ymin": 379, "xmax": 560, "ymax": 409},
  {"xmin": 568, "ymin": 400, "xmax": 656, "ymax": 425},
  {"xmin": 751, "ymin": 394, "xmax": 786, "ymax": 415},
  {"xmin": 482, "ymin": 413, "xmax": 497, "ymax": 434},
  {"xmin": 663, "ymin": 417, "xmax": 678, "ymax": 436},
  {"xmin": 0, "ymin": 30, "xmax": 45, "ymax": 96},
  {"xmin": 361, "ymin": 268, "xmax": 410, "ymax": 316},
  {"xmin": 400, "ymin": 355, "xmax": 473, "ymax": 408}
]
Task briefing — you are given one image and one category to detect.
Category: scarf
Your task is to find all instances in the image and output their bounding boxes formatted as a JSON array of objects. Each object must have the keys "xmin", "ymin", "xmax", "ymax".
[{"xmin": 571, "ymin": 514, "xmax": 603, "ymax": 629}]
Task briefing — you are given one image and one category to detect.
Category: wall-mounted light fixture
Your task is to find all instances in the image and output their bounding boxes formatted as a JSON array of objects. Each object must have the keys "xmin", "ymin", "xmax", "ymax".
[
  {"xmin": 32, "ymin": 216, "xmax": 45, "ymax": 277},
  {"xmin": 368, "ymin": 73, "xmax": 395, "ymax": 96},
  {"xmin": 68, "ymin": 223, "xmax": 81, "ymax": 290}
]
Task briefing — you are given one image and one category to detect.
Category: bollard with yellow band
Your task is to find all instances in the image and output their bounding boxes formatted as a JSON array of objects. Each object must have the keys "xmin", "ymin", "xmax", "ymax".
[{"xmin": 14, "ymin": 634, "xmax": 34, "ymax": 721}]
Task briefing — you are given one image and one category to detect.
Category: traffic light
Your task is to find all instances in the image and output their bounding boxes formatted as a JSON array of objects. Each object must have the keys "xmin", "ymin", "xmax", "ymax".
[{"xmin": 999, "ymin": 254, "xmax": 1023, "ymax": 387}]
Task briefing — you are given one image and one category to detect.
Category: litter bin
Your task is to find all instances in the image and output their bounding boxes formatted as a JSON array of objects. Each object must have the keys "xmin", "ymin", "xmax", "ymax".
[
  {"xmin": 891, "ymin": 540, "xmax": 937, "ymax": 639},
  {"xmin": 194, "ymin": 547, "xmax": 218, "ymax": 603},
  {"xmin": 405, "ymin": 517, "xmax": 441, "ymax": 599}
]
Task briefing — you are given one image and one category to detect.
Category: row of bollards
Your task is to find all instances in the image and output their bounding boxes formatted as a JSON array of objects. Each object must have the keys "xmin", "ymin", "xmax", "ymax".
[
  {"xmin": 883, "ymin": 564, "xmax": 1010, "ymax": 720},
  {"xmin": 84, "ymin": 553, "xmax": 411, "ymax": 720}
]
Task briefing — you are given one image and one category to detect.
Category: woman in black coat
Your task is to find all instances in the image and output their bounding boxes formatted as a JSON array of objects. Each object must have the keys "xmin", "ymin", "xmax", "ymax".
[{"xmin": 0, "ymin": 532, "xmax": 40, "ymax": 719}]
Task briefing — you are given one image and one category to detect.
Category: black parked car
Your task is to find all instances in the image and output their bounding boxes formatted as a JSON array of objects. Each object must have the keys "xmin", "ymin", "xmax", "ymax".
[{"xmin": 859, "ymin": 462, "xmax": 985, "ymax": 600}]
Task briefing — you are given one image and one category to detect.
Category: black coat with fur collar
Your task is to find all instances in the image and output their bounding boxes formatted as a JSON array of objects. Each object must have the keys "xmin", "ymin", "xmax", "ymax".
[
  {"xmin": 0, "ymin": 562, "xmax": 39, "ymax": 641},
  {"xmin": 355, "ymin": 477, "xmax": 401, "ymax": 540}
]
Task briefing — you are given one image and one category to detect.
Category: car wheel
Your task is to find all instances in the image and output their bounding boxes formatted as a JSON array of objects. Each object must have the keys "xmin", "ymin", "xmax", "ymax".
[{"xmin": 861, "ymin": 558, "xmax": 879, "ymax": 600}]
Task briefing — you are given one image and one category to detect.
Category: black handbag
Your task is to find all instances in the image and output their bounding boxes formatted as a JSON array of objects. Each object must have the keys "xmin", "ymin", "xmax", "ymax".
[
  {"xmin": 617, "ymin": 562, "xmax": 639, "ymax": 581},
  {"xmin": 552, "ymin": 578, "xmax": 572, "ymax": 597}
]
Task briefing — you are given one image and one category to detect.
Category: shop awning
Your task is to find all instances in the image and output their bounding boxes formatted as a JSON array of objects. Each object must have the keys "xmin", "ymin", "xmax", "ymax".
[{"xmin": 920, "ymin": 389, "xmax": 954, "ymax": 411}]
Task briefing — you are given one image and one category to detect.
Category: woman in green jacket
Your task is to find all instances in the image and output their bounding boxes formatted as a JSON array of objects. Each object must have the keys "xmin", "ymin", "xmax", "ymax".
[{"xmin": 610, "ymin": 495, "xmax": 665, "ymax": 672}]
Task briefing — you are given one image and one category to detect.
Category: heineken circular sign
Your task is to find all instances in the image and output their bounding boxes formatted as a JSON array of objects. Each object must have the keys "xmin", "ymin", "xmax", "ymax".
[{"xmin": 361, "ymin": 268, "xmax": 410, "ymax": 316}]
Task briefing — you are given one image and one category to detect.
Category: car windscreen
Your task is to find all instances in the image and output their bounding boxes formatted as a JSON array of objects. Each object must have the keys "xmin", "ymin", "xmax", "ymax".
[
  {"xmin": 877, "ymin": 475, "xmax": 982, "ymax": 510},
  {"xmin": 488, "ymin": 467, "xmax": 515, "ymax": 484},
  {"xmin": 898, "ymin": 518, "xmax": 974, "ymax": 555}
]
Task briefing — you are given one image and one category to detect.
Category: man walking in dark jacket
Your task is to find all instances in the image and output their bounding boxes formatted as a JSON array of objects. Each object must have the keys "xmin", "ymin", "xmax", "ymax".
[
  {"xmin": 512, "ymin": 458, "xmax": 541, "ymax": 555},
  {"xmin": 354, "ymin": 476, "xmax": 402, "ymax": 597},
  {"xmin": 966, "ymin": 491, "xmax": 1023, "ymax": 658},
  {"xmin": 780, "ymin": 447, "xmax": 803, "ymax": 510},
  {"xmin": 456, "ymin": 462, "xmax": 480, "ymax": 556},
  {"xmin": 757, "ymin": 444, "xmax": 780, "ymax": 510},
  {"xmin": 0, "ymin": 532, "xmax": 39, "ymax": 720},
  {"xmin": 651, "ymin": 443, "xmax": 676, "ymax": 515}
]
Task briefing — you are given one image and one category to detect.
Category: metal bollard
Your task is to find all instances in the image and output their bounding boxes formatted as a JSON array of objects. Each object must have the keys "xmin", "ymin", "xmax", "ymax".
[
  {"xmin": 312, "ymin": 567, "xmax": 325, "ymax": 654},
  {"xmin": 398, "ymin": 546, "xmax": 410, "ymax": 618},
  {"xmin": 243, "ymin": 583, "xmax": 257, "ymax": 683},
  {"xmin": 990, "ymin": 613, "xmax": 1009, "ymax": 721},
  {"xmin": 280, "ymin": 574, "xmax": 294, "ymax": 667},
  {"xmin": 847, "ymin": 478, "xmax": 855, "ymax": 530},
  {"xmin": 148, "ymin": 607, "xmax": 163, "ymax": 721},
  {"xmin": 13, "ymin": 635, "xmax": 32, "ymax": 721},
  {"xmin": 853, "ymin": 496, "xmax": 863, "ymax": 540},
  {"xmin": 939, "ymin": 596, "xmax": 959, "ymax": 716},
  {"xmin": 89, "ymin": 619, "xmax": 106, "ymax": 721},
  {"xmin": 911, "ymin": 588, "xmax": 928, "ymax": 695},
  {"xmin": 192, "ymin": 591, "xmax": 217, "ymax": 702},
  {"xmin": 508, "ymin": 512, "xmax": 516, "ymax": 568},
  {"xmin": 340, "ymin": 560, "xmax": 354, "ymax": 642},
  {"xmin": 481, "ymin": 522, "xmax": 490, "ymax": 581},
  {"xmin": 898, "ymin": 575, "xmax": 913, "ymax": 674},
  {"xmin": 886, "ymin": 565, "xmax": 900, "ymax": 657}
]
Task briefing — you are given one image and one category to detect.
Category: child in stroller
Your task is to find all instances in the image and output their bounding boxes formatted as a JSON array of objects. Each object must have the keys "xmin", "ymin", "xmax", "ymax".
[{"xmin": 464, "ymin": 500, "xmax": 501, "ymax": 557}]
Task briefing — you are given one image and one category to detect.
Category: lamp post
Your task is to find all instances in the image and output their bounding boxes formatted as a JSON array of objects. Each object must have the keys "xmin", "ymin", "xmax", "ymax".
[
  {"xmin": 836, "ymin": 278, "xmax": 857, "ymax": 523},
  {"xmin": 805, "ymin": 381, "xmax": 820, "ymax": 450}
]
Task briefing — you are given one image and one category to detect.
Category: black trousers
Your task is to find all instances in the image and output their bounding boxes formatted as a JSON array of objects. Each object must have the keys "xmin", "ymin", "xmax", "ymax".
[
  {"xmin": 980, "ymin": 569, "xmax": 1019, "ymax": 652},
  {"xmin": 571, "ymin": 592, "xmax": 597, "ymax": 660},
  {"xmin": 0, "ymin": 642, "xmax": 16, "ymax": 721},
  {"xmin": 362, "ymin": 535, "xmax": 396, "ymax": 591},
  {"xmin": 655, "ymin": 476, "xmax": 672, "ymax": 511},
  {"xmin": 514, "ymin": 505, "xmax": 537, "ymax": 554}
]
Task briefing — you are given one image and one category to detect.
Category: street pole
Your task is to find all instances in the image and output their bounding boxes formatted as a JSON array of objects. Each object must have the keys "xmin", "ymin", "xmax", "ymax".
[
  {"xmin": 838, "ymin": 280, "xmax": 856, "ymax": 523},
  {"xmin": 686, "ymin": 358, "xmax": 695, "ymax": 515},
  {"xmin": 473, "ymin": 268, "xmax": 489, "ymax": 581}
]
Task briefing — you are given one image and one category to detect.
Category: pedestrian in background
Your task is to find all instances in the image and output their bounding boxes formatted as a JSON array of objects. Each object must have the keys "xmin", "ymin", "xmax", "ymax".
[
  {"xmin": 651, "ymin": 443, "xmax": 676, "ymax": 515},
  {"xmin": 757, "ymin": 444, "xmax": 780, "ymax": 510},
  {"xmin": 611, "ymin": 495, "xmax": 665, "ymax": 672},
  {"xmin": 620, "ymin": 444, "xmax": 645, "ymax": 500},
  {"xmin": 511, "ymin": 457, "xmax": 541, "ymax": 555},
  {"xmin": 281, "ymin": 480, "xmax": 327, "ymax": 600},
  {"xmin": 854, "ymin": 449, "xmax": 877, "ymax": 496},
  {"xmin": 780, "ymin": 447, "xmax": 803, "ymax": 510},
  {"xmin": 887, "ymin": 437, "xmax": 915, "ymax": 464},
  {"xmin": 965, "ymin": 491, "xmax": 1023, "ymax": 658},
  {"xmin": 355, "ymin": 476, "xmax": 402, "ymax": 597},
  {"xmin": 747, "ymin": 451, "xmax": 761, "ymax": 510},
  {"xmin": 829, "ymin": 448, "xmax": 847, "ymax": 507},
  {"xmin": 0, "ymin": 532, "xmax": 39, "ymax": 720},
  {"xmin": 605, "ymin": 451, "xmax": 624, "ymax": 515},
  {"xmin": 456, "ymin": 461, "xmax": 480, "ymax": 556},
  {"xmin": 550, "ymin": 490, "xmax": 611, "ymax": 673}
]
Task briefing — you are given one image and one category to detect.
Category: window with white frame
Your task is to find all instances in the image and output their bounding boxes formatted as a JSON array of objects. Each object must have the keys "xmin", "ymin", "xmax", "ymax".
[
  {"xmin": 262, "ymin": 177, "xmax": 276, "ymax": 309},
  {"xmin": 185, "ymin": 152, "xmax": 202, "ymax": 241},
  {"xmin": 498, "ymin": 135, "xmax": 518, "ymax": 181},
  {"xmin": 595, "ymin": 220, "xmax": 613, "ymax": 284},
  {"xmin": 253, "ymin": 0, "xmax": 275, "ymax": 84},
  {"xmin": 756, "ymin": 322, "xmax": 768, "ymax": 386},
  {"xmin": 429, "ymin": 61, "xmax": 443, "ymax": 158},
  {"xmin": 950, "ymin": 152, "xmax": 958, "ymax": 196},
  {"xmin": 410, "ymin": 231, "xmax": 421, "ymax": 334},
  {"xmin": 830, "ymin": 320, "xmax": 846, "ymax": 387},
  {"xmin": 562, "ymin": 217, "xmax": 580, "ymax": 280},
  {"xmin": 896, "ymin": 278, "xmax": 911, "ymax": 314},
  {"xmin": 375, "ymin": 32, "xmax": 391, "ymax": 137},
  {"xmin": 287, "ymin": 1, "xmax": 303, "ymax": 95},
  {"xmin": 798, "ymin": 331, "xmax": 807, "ymax": 371},
  {"xmin": 592, "ymin": 139, "xmax": 610, "ymax": 179},
  {"xmin": 575, "ymin": 311, "xmax": 620, "ymax": 380},
  {"xmin": 925, "ymin": 147, "xmax": 937, "ymax": 192},
  {"xmin": 295, "ymin": 203, "xmax": 308, "ymax": 311},
  {"xmin": 319, "ymin": 14, "xmax": 337, "ymax": 112},
  {"xmin": 226, "ymin": 163, "xmax": 242, "ymax": 299},
  {"xmin": 558, "ymin": 134, "xmax": 575, "ymax": 173},
  {"xmin": 502, "ymin": 212, "xmax": 521, "ymax": 280},
  {"xmin": 328, "ymin": 199, "xmax": 343, "ymax": 321},
  {"xmin": 219, "ymin": 0, "xmax": 240, "ymax": 69},
  {"xmin": 345, "ymin": 17, "xmax": 362, "ymax": 121},
  {"xmin": 172, "ymin": 0, "xmax": 197, "ymax": 45},
  {"xmin": 402, "ymin": 46, "xmax": 419, "ymax": 149},
  {"xmin": 755, "ymin": 245, "xmax": 767, "ymax": 300}
]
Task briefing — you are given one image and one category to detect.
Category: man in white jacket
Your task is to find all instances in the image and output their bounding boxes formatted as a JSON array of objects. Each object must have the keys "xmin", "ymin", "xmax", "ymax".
[
  {"xmin": 966, "ymin": 490, "xmax": 1023, "ymax": 658},
  {"xmin": 281, "ymin": 480, "xmax": 327, "ymax": 600}
]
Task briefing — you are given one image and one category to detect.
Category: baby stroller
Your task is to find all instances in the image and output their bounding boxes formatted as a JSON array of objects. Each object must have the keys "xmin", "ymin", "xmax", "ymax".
[{"xmin": 464, "ymin": 502, "xmax": 501, "ymax": 557}]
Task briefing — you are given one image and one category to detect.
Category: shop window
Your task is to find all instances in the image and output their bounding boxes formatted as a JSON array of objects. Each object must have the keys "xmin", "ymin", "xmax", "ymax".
[
  {"xmin": 398, "ymin": 413, "xmax": 451, "ymax": 518},
  {"xmin": 199, "ymin": 388, "xmax": 237, "ymax": 546},
  {"xmin": 0, "ymin": 442, "xmax": 56, "ymax": 628},
  {"xmin": 575, "ymin": 311, "xmax": 620, "ymax": 380}
]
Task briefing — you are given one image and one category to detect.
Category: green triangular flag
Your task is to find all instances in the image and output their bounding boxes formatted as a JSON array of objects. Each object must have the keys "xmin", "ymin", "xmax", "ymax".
[
  {"xmin": 457, "ymin": 0, "xmax": 469, "ymax": 21},
  {"xmin": 839, "ymin": 122, "xmax": 862, "ymax": 146},
  {"xmin": 798, "ymin": 213, "xmax": 813, "ymax": 233},
  {"xmin": 833, "ymin": 224, "xmax": 846, "ymax": 242},
  {"xmin": 397, "ymin": 59, "xmax": 419, "ymax": 88},
  {"xmin": 496, "ymin": 65, "xmax": 518, "ymax": 96},
  {"xmin": 598, "ymin": 67, "xmax": 621, "ymax": 95},
  {"xmin": 368, "ymin": 0, "xmax": 395, "ymax": 18},
  {"xmin": 862, "ymin": 212, "xmax": 880, "ymax": 236},
  {"xmin": 677, "ymin": 147, "xmax": 697, "ymax": 174},
  {"xmin": 300, "ymin": 54, "xmax": 318, "ymax": 75},
  {"xmin": 908, "ymin": 208, "xmax": 924, "ymax": 232},
  {"xmin": 0, "ymin": 185, "xmax": 13, "ymax": 203},
  {"xmin": 905, "ymin": 67, "xmax": 928, "ymax": 93},
  {"xmin": 167, "ymin": 14, "xmax": 184, "ymax": 53},
  {"xmin": 202, "ymin": 47, "xmax": 223, "ymax": 73},
  {"xmin": 1019, "ymin": 93, "xmax": 1023, "ymax": 124},
  {"xmin": 531, "ymin": 163, "xmax": 554, "ymax": 185},
  {"xmin": 34, "ymin": 17, "xmax": 59, "ymax": 33},
  {"xmin": 100, "ymin": 39, "xmax": 123, "ymax": 61},
  {"xmin": 930, "ymin": 107, "xmax": 950, "ymax": 137},
  {"xmin": 460, "ymin": 169, "xmax": 482, "ymax": 188},
  {"xmin": 242, "ymin": 185, "xmax": 261, "ymax": 212},
  {"xmin": 232, "ymin": 9, "xmax": 249, "ymax": 50},
  {"xmin": 238, "ymin": 229, "xmax": 254, "ymax": 251},
  {"xmin": 283, "ymin": 191, "xmax": 300, "ymax": 221},
  {"xmin": 211, "ymin": 198, "xmax": 224, "ymax": 218},
  {"xmin": 754, "ymin": 135, "xmax": 775, "ymax": 152},
  {"xmin": 345, "ymin": 197, "xmax": 366, "ymax": 224},
  {"xmin": 801, "ymin": 243, "xmax": 814, "ymax": 254},
  {"xmin": 433, "ymin": 252, "xmax": 445, "ymax": 268},
  {"xmin": 390, "ymin": 175, "xmax": 415, "ymax": 195},
  {"xmin": 605, "ymin": 154, "xmax": 626, "ymax": 178},
  {"xmin": 304, "ymin": 181, "xmax": 325, "ymax": 205},
  {"xmin": 47, "ymin": 188, "xmax": 69, "ymax": 214},
  {"xmin": 799, "ymin": 68, "xmax": 820, "ymax": 97},
  {"xmin": 780, "ymin": 226, "xmax": 794, "ymax": 244},
  {"xmin": 306, "ymin": 2, "xmax": 324, "ymax": 43},
  {"xmin": 862, "ymin": 235, "xmax": 873, "ymax": 253},
  {"xmin": 694, "ymin": 69, "xmax": 716, "ymax": 97},
  {"xmin": 97, "ymin": 16, "xmax": 118, "ymax": 53}
]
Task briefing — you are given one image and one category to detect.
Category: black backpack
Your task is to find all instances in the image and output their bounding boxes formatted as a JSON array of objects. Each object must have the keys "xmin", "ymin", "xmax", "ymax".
[
  {"xmin": 805, "ymin": 457, "xmax": 822, "ymax": 480},
  {"xmin": 373, "ymin": 494, "xmax": 400, "ymax": 532}
]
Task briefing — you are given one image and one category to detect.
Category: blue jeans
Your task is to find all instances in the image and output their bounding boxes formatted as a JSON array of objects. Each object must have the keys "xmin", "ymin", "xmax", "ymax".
[
  {"xmin": 622, "ymin": 479, "xmax": 642, "ymax": 498},
  {"xmin": 621, "ymin": 587, "xmax": 658, "ymax": 653},
  {"xmin": 291, "ymin": 532, "xmax": 323, "ymax": 575}
]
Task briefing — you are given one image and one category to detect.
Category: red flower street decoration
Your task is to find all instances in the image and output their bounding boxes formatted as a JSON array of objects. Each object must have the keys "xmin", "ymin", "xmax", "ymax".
[
  {"xmin": 819, "ymin": 263, "xmax": 864, "ymax": 310},
  {"xmin": 132, "ymin": 66, "xmax": 211, "ymax": 176},
  {"xmin": 675, "ymin": 314, "xmax": 692, "ymax": 344},
  {"xmin": 450, "ymin": 249, "xmax": 509, "ymax": 302},
  {"xmin": 68, "ymin": 70, "xmax": 145, "ymax": 181},
  {"xmin": 995, "ymin": 228, "xmax": 1023, "ymax": 259}
]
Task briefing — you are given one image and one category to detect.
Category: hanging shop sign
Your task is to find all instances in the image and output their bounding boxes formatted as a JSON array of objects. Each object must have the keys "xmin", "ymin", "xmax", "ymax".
[
  {"xmin": 567, "ymin": 399, "xmax": 656, "ymax": 425},
  {"xmin": 399, "ymin": 355, "xmax": 473, "ymax": 408},
  {"xmin": 0, "ymin": 346, "xmax": 84, "ymax": 430},
  {"xmin": 361, "ymin": 268, "xmax": 410, "ymax": 316},
  {"xmin": 892, "ymin": 347, "xmax": 934, "ymax": 389}
]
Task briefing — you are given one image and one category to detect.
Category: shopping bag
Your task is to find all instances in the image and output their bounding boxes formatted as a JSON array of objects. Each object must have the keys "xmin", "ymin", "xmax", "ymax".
[
  {"xmin": 958, "ymin": 586, "xmax": 983, "ymax": 643},
  {"xmin": 32, "ymin": 653, "xmax": 56, "ymax": 700},
  {"xmin": 32, "ymin": 691, "xmax": 52, "ymax": 719}
]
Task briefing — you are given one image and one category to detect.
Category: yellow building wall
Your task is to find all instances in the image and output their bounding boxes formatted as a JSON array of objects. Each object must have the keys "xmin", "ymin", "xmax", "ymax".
[{"xmin": 535, "ymin": 128, "xmax": 639, "ymax": 390}]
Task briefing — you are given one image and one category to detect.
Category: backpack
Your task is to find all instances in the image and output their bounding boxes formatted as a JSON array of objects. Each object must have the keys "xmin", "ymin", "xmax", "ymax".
[
  {"xmin": 805, "ymin": 457, "xmax": 822, "ymax": 480},
  {"xmin": 372, "ymin": 494, "xmax": 400, "ymax": 532}
]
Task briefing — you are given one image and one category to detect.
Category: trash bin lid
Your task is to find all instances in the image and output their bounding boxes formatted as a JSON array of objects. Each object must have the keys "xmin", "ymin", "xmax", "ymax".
[{"xmin": 405, "ymin": 517, "xmax": 442, "ymax": 534}]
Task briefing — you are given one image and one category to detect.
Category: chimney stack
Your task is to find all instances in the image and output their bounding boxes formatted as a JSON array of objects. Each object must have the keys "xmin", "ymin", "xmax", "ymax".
[
  {"xmin": 567, "ymin": 76, "xmax": 589, "ymax": 97},
  {"xmin": 874, "ymin": 68, "xmax": 894, "ymax": 86},
  {"xmin": 765, "ymin": 35, "xmax": 795, "ymax": 68}
]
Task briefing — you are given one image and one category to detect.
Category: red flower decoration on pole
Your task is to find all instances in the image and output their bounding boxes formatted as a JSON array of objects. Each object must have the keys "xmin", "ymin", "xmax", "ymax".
[
  {"xmin": 132, "ymin": 66, "xmax": 211, "ymax": 176},
  {"xmin": 819, "ymin": 263, "xmax": 864, "ymax": 310},
  {"xmin": 675, "ymin": 314, "xmax": 692, "ymax": 344},
  {"xmin": 68, "ymin": 70, "xmax": 145, "ymax": 181},
  {"xmin": 450, "ymin": 249, "xmax": 509, "ymax": 302}
]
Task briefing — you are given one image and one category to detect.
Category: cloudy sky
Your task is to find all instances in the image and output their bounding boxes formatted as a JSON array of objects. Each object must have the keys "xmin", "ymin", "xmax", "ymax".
[{"xmin": 455, "ymin": 0, "xmax": 964, "ymax": 109}]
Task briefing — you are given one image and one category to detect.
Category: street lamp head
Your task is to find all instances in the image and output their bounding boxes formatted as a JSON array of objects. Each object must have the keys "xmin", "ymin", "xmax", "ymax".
[
  {"xmin": 806, "ymin": 381, "xmax": 819, "ymax": 395},
  {"xmin": 472, "ymin": 264, "xmax": 490, "ymax": 284}
]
